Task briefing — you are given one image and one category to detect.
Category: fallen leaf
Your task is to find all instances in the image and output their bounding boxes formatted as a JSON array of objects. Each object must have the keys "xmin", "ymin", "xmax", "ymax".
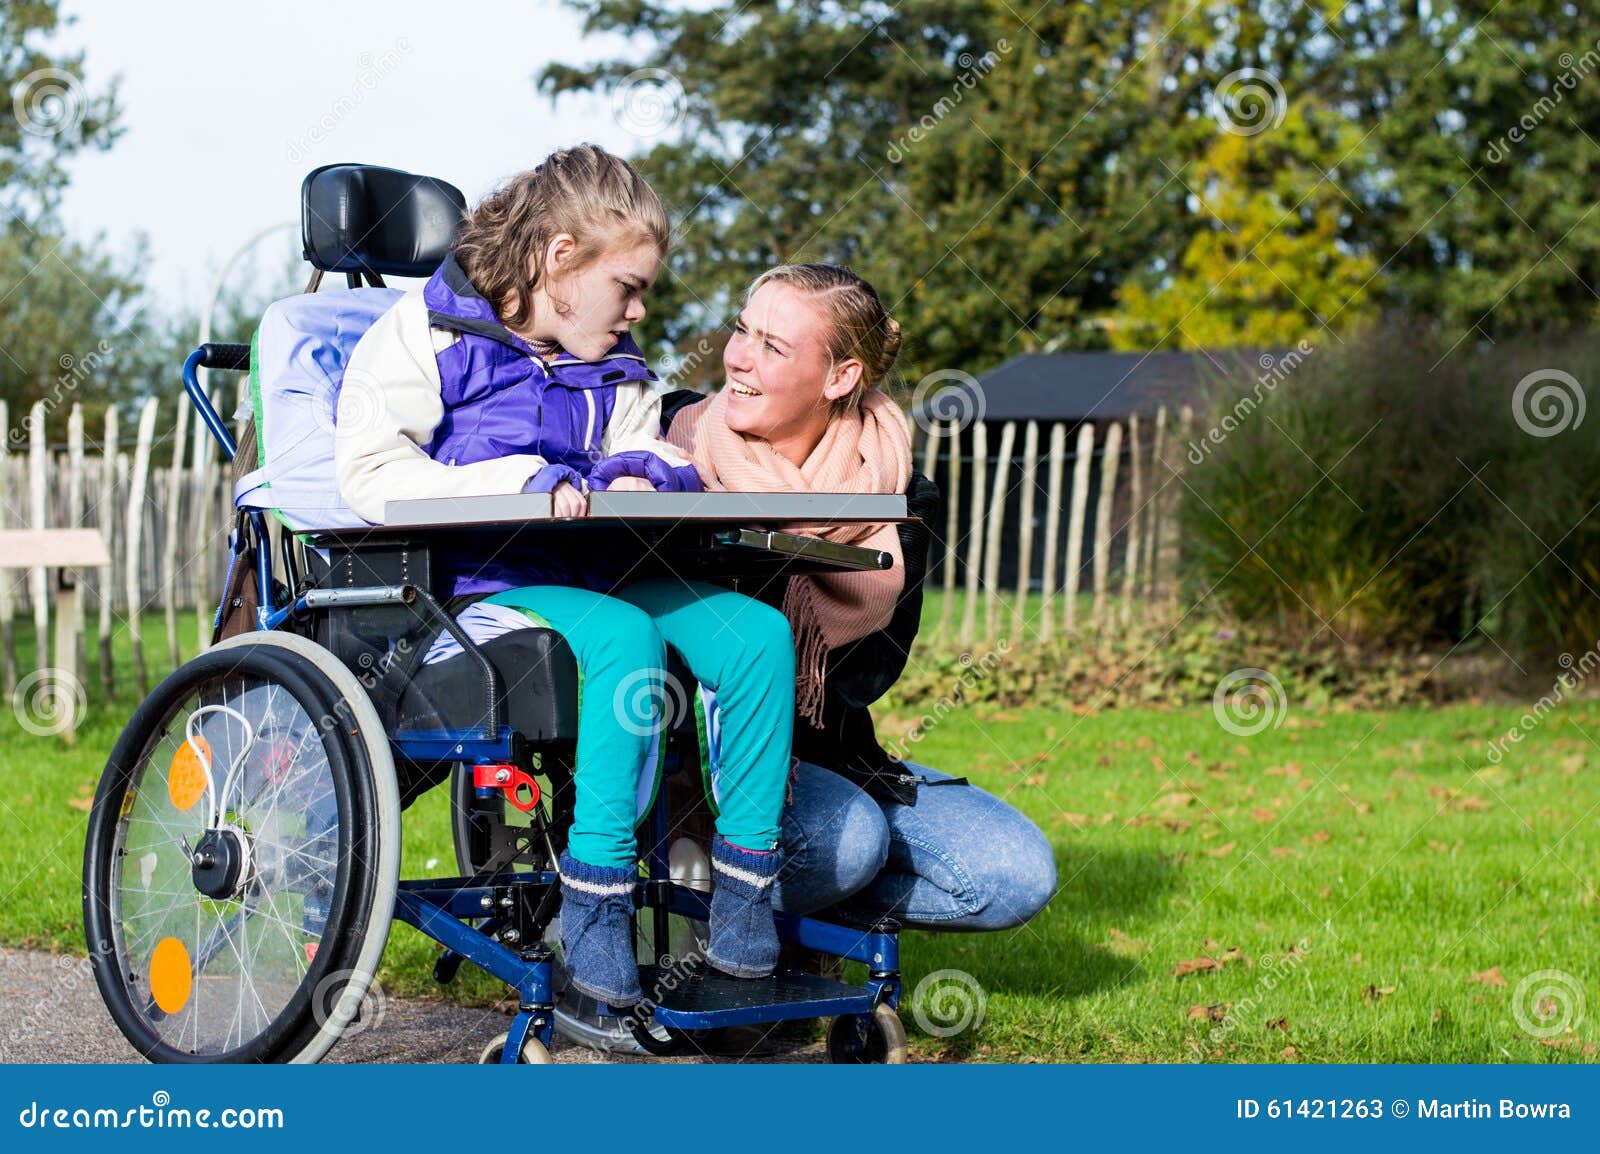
[
  {"xmin": 1469, "ymin": 967, "xmax": 1506, "ymax": 987},
  {"xmin": 1188, "ymin": 1003, "xmax": 1229, "ymax": 1021},
  {"xmin": 1361, "ymin": 984, "xmax": 1397, "ymax": 1003},
  {"xmin": 67, "ymin": 798, "xmax": 92, "ymax": 812},
  {"xmin": 1209, "ymin": 840, "xmax": 1237, "ymax": 858}
]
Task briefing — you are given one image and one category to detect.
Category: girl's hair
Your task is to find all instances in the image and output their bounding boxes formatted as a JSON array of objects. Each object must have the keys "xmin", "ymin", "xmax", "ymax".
[
  {"xmin": 744, "ymin": 263, "xmax": 902, "ymax": 410},
  {"xmin": 454, "ymin": 144, "xmax": 670, "ymax": 329}
]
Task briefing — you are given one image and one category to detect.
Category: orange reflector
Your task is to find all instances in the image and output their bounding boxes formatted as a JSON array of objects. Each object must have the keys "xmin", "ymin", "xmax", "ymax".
[
  {"xmin": 168, "ymin": 737, "xmax": 210, "ymax": 812},
  {"xmin": 149, "ymin": 936, "xmax": 192, "ymax": 1014}
]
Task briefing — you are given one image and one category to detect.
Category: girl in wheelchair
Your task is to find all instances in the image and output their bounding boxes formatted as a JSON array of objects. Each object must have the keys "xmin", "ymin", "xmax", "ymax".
[{"xmin": 332, "ymin": 145, "xmax": 792, "ymax": 1009}]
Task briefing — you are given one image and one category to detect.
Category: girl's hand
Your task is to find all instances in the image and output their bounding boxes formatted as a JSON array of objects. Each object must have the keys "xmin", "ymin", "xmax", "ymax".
[
  {"xmin": 605, "ymin": 476, "xmax": 656, "ymax": 493},
  {"xmin": 551, "ymin": 482, "xmax": 587, "ymax": 518}
]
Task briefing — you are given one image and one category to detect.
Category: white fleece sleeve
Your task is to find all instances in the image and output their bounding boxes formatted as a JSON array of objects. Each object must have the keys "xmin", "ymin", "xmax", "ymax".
[
  {"xmin": 600, "ymin": 381, "xmax": 693, "ymax": 465},
  {"xmin": 333, "ymin": 290, "xmax": 554, "ymax": 523}
]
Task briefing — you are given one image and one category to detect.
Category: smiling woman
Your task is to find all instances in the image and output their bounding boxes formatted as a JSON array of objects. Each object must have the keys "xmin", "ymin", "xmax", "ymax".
[{"xmin": 664, "ymin": 263, "xmax": 1057, "ymax": 934}]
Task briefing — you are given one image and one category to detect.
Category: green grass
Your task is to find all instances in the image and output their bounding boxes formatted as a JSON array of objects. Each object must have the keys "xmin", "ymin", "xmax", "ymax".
[{"xmin": 3, "ymin": 611, "xmax": 1597, "ymax": 1062}]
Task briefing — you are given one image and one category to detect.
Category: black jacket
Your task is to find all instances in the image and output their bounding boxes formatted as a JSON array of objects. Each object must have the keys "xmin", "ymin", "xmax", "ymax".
[{"xmin": 662, "ymin": 390, "xmax": 942, "ymax": 806}]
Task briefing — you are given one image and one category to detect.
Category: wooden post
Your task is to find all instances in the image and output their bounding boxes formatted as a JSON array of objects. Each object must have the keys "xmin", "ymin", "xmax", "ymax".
[
  {"xmin": 982, "ymin": 420, "xmax": 1015, "ymax": 645},
  {"xmin": 1064, "ymin": 422, "xmax": 1094, "ymax": 632},
  {"xmin": 1040, "ymin": 422, "xmax": 1066, "ymax": 644},
  {"xmin": 1119, "ymin": 413, "xmax": 1143, "ymax": 626},
  {"xmin": 937, "ymin": 420, "xmax": 962, "ymax": 644},
  {"xmin": 1092, "ymin": 422, "xmax": 1122, "ymax": 631},
  {"xmin": 1145, "ymin": 405, "xmax": 1167, "ymax": 598},
  {"xmin": 28, "ymin": 404, "xmax": 48, "ymax": 673},
  {"xmin": 959, "ymin": 421, "xmax": 987, "ymax": 649},
  {"xmin": 164, "ymin": 394, "xmax": 190, "ymax": 666},
  {"xmin": 127, "ymin": 398, "xmax": 159, "ymax": 696},
  {"xmin": 0, "ymin": 530, "xmax": 109, "ymax": 745},
  {"xmin": 0, "ymin": 401, "xmax": 14, "ymax": 696},
  {"xmin": 68, "ymin": 405, "xmax": 86, "ymax": 676},
  {"xmin": 1169, "ymin": 405, "xmax": 1194, "ymax": 606},
  {"xmin": 1014, "ymin": 420, "xmax": 1038, "ymax": 643},
  {"xmin": 97, "ymin": 406, "xmax": 119, "ymax": 699}
]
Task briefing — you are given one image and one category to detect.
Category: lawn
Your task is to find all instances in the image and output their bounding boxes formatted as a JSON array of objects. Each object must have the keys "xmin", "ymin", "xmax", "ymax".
[{"xmin": 2, "ymin": 610, "xmax": 1596, "ymax": 1062}]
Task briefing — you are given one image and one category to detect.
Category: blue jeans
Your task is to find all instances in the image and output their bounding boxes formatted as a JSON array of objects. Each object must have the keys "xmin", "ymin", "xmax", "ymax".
[{"xmin": 773, "ymin": 761, "xmax": 1057, "ymax": 931}]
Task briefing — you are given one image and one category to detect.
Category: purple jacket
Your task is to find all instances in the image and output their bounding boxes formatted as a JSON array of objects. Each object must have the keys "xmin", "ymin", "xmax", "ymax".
[{"xmin": 420, "ymin": 254, "xmax": 700, "ymax": 598}]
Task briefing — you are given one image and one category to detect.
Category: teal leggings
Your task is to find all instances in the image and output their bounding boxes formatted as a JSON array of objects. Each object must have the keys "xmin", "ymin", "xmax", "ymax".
[{"xmin": 482, "ymin": 579, "xmax": 795, "ymax": 868}]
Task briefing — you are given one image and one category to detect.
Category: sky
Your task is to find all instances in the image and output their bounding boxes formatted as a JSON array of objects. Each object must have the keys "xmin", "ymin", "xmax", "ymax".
[{"xmin": 53, "ymin": 0, "xmax": 653, "ymax": 313}]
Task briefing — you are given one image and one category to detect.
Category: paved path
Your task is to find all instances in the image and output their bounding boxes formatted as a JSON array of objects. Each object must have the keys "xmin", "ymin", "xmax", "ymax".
[{"xmin": 0, "ymin": 948, "xmax": 835, "ymax": 1064}]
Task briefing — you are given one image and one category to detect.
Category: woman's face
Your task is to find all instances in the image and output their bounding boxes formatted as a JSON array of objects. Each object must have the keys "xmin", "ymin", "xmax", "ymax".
[
  {"xmin": 533, "ymin": 236, "xmax": 659, "ymax": 361},
  {"xmin": 722, "ymin": 280, "xmax": 859, "ymax": 455}
]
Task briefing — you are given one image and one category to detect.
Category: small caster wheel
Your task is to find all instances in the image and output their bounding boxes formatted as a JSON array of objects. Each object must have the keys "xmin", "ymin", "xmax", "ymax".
[
  {"xmin": 433, "ymin": 953, "xmax": 463, "ymax": 985},
  {"xmin": 478, "ymin": 1032, "xmax": 554, "ymax": 1064},
  {"xmin": 826, "ymin": 1003, "xmax": 908, "ymax": 1064}
]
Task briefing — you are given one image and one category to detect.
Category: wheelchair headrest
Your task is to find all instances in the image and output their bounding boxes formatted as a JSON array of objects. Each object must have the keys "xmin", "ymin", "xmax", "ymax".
[{"xmin": 301, "ymin": 164, "xmax": 467, "ymax": 278}]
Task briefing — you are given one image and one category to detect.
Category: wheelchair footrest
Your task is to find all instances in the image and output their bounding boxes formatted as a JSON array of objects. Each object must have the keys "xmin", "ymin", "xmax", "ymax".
[{"xmin": 641, "ymin": 964, "xmax": 876, "ymax": 1029}]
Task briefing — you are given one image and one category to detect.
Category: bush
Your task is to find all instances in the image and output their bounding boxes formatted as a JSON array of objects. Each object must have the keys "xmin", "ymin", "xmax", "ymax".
[{"xmin": 1175, "ymin": 320, "xmax": 1600, "ymax": 661}]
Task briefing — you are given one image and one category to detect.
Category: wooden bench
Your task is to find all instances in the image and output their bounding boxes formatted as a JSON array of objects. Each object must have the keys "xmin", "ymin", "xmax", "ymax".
[{"xmin": 0, "ymin": 529, "xmax": 111, "ymax": 742}]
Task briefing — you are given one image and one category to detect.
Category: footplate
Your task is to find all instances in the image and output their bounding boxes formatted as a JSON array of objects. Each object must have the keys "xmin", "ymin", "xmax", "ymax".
[{"xmin": 640, "ymin": 963, "xmax": 877, "ymax": 1029}]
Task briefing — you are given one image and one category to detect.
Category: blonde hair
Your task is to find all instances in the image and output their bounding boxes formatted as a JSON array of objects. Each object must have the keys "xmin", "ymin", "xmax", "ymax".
[
  {"xmin": 454, "ymin": 144, "xmax": 670, "ymax": 329},
  {"xmin": 744, "ymin": 264, "xmax": 902, "ymax": 410}
]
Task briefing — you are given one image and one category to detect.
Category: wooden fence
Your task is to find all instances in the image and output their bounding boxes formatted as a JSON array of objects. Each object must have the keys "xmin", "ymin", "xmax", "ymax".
[
  {"xmin": 0, "ymin": 396, "xmax": 237, "ymax": 700},
  {"xmin": 913, "ymin": 405, "xmax": 1194, "ymax": 648},
  {"xmin": 0, "ymin": 390, "xmax": 1193, "ymax": 704}
]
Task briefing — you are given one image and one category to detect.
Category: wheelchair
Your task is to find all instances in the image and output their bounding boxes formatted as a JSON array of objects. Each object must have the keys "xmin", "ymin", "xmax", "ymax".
[{"xmin": 80, "ymin": 164, "xmax": 908, "ymax": 1065}]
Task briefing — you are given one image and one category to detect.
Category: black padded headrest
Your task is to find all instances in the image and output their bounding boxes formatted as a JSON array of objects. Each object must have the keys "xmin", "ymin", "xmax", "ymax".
[{"xmin": 301, "ymin": 164, "xmax": 466, "ymax": 277}]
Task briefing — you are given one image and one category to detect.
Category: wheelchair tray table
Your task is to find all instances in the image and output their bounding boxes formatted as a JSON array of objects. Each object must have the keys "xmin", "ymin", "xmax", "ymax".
[{"xmin": 307, "ymin": 491, "xmax": 908, "ymax": 580}]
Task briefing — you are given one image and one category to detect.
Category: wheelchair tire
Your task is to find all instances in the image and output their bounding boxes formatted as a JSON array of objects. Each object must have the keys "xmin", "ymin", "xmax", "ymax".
[
  {"xmin": 83, "ymin": 631, "xmax": 400, "ymax": 1063},
  {"xmin": 826, "ymin": 1004, "xmax": 908, "ymax": 1064}
]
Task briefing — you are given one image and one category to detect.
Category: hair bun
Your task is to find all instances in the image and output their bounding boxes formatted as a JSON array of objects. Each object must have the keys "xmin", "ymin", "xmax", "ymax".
[{"xmin": 875, "ymin": 313, "xmax": 903, "ymax": 378}]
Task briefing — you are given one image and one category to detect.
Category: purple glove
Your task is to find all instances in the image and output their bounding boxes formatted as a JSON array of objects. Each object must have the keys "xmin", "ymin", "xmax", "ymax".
[
  {"xmin": 522, "ymin": 464, "xmax": 585, "ymax": 494},
  {"xmin": 587, "ymin": 451, "xmax": 704, "ymax": 493}
]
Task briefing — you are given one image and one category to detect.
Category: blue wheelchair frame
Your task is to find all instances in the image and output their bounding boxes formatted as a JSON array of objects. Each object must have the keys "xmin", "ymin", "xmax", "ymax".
[{"xmin": 184, "ymin": 344, "xmax": 901, "ymax": 1061}]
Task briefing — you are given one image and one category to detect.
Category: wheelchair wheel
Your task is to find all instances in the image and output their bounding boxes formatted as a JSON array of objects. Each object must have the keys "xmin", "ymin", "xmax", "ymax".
[
  {"xmin": 826, "ymin": 1004, "xmax": 908, "ymax": 1064},
  {"xmin": 477, "ymin": 1032, "xmax": 553, "ymax": 1064},
  {"xmin": 83, "ymin": 631, "xmax": 400, "ymax": 1063}
]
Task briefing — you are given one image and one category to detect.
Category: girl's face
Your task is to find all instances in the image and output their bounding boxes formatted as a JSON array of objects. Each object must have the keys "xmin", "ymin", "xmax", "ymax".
[
  {"xmin": 533, "ymin": 236, "xmax": 660, "ymax": 361},
  {"xmin": 722, "ymin": 280, "xmax": 860, "ymax": 461}
]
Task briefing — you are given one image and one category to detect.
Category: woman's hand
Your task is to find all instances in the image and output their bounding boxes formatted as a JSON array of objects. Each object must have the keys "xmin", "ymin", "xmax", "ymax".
[
  {"xmin": 604, "ymin": 476, "xmax": 656, "ymax": 493},
  {"xmin": 551, "ymin": 482, "xmax": 587, "ymax": 518}
]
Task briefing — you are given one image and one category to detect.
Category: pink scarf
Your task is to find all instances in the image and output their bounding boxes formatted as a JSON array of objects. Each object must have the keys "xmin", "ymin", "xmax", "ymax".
[{"xmin": 667, "ymin": 390, "xmax": 912, "ymax": 725}]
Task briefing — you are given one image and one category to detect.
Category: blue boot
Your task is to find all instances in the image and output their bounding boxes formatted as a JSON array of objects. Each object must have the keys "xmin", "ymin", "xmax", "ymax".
[
  {"xmin": 558, "ymin": 853, "xmax": 643, "ymax": 1008},
  {"xmin": 706, "ymin": 836, "xmax": 781, "ymax": 978}
]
